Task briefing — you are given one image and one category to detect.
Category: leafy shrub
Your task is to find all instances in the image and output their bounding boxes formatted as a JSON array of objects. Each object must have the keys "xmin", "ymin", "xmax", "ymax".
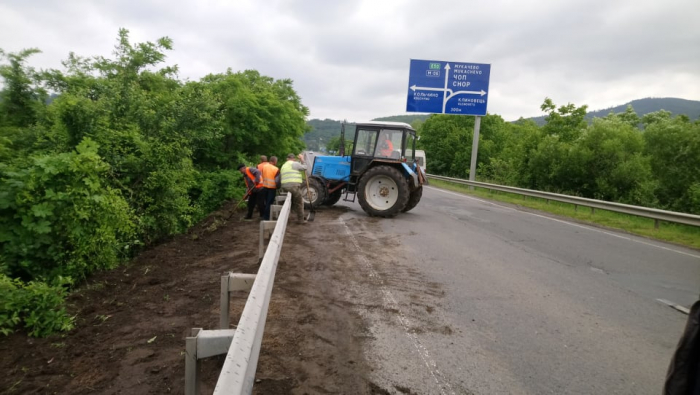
[
  {"xmin": 0, "ymin": 274, "xmax": 73, "ymax": 337},
  {"xmin": 190, "ymin": 169, "xmax": 245, "ymax": 221},
  {"xmin": 0, "ymin": 138, "xmax": 136, "ymax": 282}
]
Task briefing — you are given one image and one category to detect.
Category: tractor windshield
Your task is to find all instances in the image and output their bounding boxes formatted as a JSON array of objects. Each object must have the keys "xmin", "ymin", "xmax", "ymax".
[
  {"xmin": 374, "ymin": 129, "xmax": 402, "ymax": 159},
  {"xmin": 354, "ymin": 127, "xmax": 378, "ymax": 156}
]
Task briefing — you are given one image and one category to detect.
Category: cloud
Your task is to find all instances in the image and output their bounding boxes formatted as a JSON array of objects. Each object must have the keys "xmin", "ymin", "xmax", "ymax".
[{"xmin": 1, "ymin": 0, "xmax": 698, "ymax": 122}]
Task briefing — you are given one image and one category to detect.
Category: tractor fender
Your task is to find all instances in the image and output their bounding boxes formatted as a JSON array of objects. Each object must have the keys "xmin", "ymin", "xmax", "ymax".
[{"xmin": 401, "ymin": 162, "xmax": 419, "ymax": 187}]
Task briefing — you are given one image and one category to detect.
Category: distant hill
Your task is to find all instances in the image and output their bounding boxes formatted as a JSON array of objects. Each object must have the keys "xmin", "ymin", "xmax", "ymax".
[
  {"xmin": 303, "ymin": 119, "xmax": 344, "ymax": 151},
  {"xmin": 526, "ymin": 97, "xmax": 700, "ymax": 125}
]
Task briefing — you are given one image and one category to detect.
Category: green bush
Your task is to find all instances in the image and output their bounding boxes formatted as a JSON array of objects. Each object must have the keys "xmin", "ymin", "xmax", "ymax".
[
  {"xmin": 0, "ymin": 31, "xmax": 311, "ymax": 337},
  {"xmin": 0, "ymin": 138, "xmax": 136, "ymax": 282},
  {"xmin": 0, "ymin": 274, "xmax": 73, "ymax": 337},
  {"xmin": 191, "ymin": 169, "xmax": 245, "ymax": 221}
]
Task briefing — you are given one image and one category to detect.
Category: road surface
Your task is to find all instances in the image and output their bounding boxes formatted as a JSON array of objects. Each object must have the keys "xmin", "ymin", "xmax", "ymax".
[{"xmin": 328, "ymin": 185, "xmax": 699, "ymax": 394}]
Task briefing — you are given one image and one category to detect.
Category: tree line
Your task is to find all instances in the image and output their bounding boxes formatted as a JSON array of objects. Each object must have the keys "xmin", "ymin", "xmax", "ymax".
[
  {"xmin": 419, "ymin": 99, "xmax": 700, "ymax": 215},
  {"xmin": 0, "ymin": 29, "xmax": 308, "ymax": 336}
]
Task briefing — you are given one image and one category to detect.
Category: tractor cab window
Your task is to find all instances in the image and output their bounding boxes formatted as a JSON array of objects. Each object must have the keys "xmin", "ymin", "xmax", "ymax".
[
  {"xmin": 354, "ymin": 128, "xmax": 378, "ymax": 156},
  {"xmin": 375, "ymin": 129, "xmax": 402, "ymax": 159},
  {"xmin": 404, "ymin": 134, "xmax": 416, "ymax": 162}
]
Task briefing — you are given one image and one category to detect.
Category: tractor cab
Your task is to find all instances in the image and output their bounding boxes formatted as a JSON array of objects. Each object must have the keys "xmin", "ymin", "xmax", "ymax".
[{"xmin": 343, "ymin": 121, "xmax": 420, "ymax": 189}]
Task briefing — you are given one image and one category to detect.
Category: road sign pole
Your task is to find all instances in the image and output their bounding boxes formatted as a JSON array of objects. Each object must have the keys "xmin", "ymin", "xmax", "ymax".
[{"xmin": 468, "ymin": 116, "xmax": 481, "ymax": 190}]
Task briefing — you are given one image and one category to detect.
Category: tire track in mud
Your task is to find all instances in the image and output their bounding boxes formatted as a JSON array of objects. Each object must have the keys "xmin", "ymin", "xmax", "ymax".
[{"xmin": 341, "ymin": 217, "xmax": 457, "ymax": 395}]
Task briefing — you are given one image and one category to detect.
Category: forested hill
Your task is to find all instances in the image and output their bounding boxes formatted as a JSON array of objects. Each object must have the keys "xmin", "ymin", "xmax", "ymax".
[{"xmin": 526, "ymin": 97, "xmax": 700, "ymax": 125}]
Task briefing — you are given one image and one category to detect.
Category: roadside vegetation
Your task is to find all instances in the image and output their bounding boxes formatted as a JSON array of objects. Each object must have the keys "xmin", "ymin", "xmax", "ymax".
[
  {"xmin": 418, "ymin": 99, "xmax": 700, "ymax": 217},
  {"xmin": 0, "ymin": 29, "xmax": 308, "ymax": 337}
]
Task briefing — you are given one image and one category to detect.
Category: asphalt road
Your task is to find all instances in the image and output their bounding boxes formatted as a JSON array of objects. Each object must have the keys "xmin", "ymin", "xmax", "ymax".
[{"xmin": 335, "ymin": 185, "xmax": 699, "ymax": 395}]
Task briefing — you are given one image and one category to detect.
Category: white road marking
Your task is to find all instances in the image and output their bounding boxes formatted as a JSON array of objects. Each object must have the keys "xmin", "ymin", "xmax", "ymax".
[
  {"xmin": 341, "ymin": 218, "xmax": 455, "ymax": 395},
  {"xmin": 656, "ymin": 299, "xmax": 691, "ymax": 315},
  {"xmin": 425, "ymin": 186, "xmax": 700, "ymax": 260}
]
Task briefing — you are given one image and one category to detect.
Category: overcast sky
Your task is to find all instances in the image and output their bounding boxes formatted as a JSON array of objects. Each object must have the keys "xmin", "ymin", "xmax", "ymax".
[{"xmin": 1, "ymin": 0, "xmax": 698, "ymax": 122}]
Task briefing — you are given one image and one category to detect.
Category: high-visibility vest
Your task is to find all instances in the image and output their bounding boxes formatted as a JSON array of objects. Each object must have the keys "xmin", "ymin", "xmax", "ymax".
[
  {"xmin": 280, "ymin": 160, "xmax": 302, "ymax": 184},
  {"xmin": 245, "ymin": 168, "xmax": 263, "ymax": 189},
  {"xmin": 257, "ymin": 162, "xmax": 267, "ymax": 171},
  {"xmin": 261, "ymin": 162, "xmax": 279, "ymax": 189},
  {"xmin": 380, "ymin": 139, "xmax": 394, "ymax": 156}
]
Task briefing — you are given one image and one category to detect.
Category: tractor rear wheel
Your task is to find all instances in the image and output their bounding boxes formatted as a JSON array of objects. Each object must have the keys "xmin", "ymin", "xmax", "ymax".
[
  {"xmin": 358, "ymin": 165, "xmax": 409, "ymax": 217},
  {"xmin": 301, "ymin": 177, "xmax": 326, "ymax": 209},
  {"xmin": 402, "ymin": 186, "xmax": 423, "ymax": 212}
]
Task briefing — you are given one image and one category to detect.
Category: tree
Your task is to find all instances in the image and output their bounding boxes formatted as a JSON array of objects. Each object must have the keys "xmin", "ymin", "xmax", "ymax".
[
  {"xmin": 540, "ymin": 97, "xmax": 588, "ymax": 142},
  {"xmin": 0, "ymin": 48, "xmax": 46, "ymax": 128},
  {"xmin": 644, "ymin": 116, "xmax": 700, "ymax": 213},
  {"xmin": 418, "ymin": 113, "xmax": 507, "ymax": 179}
]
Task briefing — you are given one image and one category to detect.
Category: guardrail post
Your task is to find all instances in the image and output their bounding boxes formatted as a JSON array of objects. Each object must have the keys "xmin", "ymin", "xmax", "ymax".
[
  {"xmin": 655, "ymin": 219, "xmax": 660, "ymax": 230},
  {"xmin": 574, "ymin": 204, "xmax": 578, "ymax": 212},
  {"xmin": 185, "ymin": 328, "xmax": 202, "ymax": 395},
  {"xmin": 185, "ymin": 327, "xmax": 238, "ymax": 395},
  {"xmin": 220, "ymin": 273, "xmax": 257, "ymax": 329},
  {"xmin": 259, "ymin": 221, "xmax": 276, "ymax": 260},
  {"xmin": 271, "ymin": 205, "xmax": 282, "ymax": 220},
  {"xmin": 220, "ymin": 276, "xmax": 229, "ymax": 329},
  {"xmin": 591, "ymin": 207, "xmax": 595, "ymax": 214}
]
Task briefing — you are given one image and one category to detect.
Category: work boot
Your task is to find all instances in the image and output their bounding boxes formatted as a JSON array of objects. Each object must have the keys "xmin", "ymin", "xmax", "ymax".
[
  {"xmin": 296, "ymin": 218, "xmax": 307, "ymax": 225},
  {"xmin": 242, "ymin": 216, "xmax": 253, "ymax": 221}
]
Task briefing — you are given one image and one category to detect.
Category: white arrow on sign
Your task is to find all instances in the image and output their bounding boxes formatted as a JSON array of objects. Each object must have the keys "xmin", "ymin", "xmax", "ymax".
[
  {"xmin": 410, "ymin": 85, "xmax": 486, "ymax": 96},
  {"xmin": 410, "ymin": 63, "xmax": 487, "ymax": 113}
]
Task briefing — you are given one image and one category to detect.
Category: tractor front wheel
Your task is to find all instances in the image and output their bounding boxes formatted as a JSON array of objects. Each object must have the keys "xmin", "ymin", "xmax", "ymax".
[
  {"xmin": 301, "ymin": 177, "xmax": 327, "ymax": 209},
  {"xmin": 358, "ymin": 166, "xmax": 409, "ymax": 217}
]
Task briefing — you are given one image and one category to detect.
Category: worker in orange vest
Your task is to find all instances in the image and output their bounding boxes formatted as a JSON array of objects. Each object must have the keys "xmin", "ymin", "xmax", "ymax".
[
  {"xmin": 260, "ymin": 156, "xmax": 280, "ymax": 220},
  {"xmin": 257, "ymin": 155, "xmax": 268, "ymax": 171},
  {"xmin": 379, "ymin": 138, "xmax": 394, "ymax": 157},
  {"xmin": 237, "ymin": 163, "xmax": 264, "ymax": 220}
]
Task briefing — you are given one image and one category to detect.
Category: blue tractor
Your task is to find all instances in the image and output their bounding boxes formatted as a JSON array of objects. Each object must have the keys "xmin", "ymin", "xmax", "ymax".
[{"xmin": 301, "ymin": 121, "xmax": 426, "ymax": 217}]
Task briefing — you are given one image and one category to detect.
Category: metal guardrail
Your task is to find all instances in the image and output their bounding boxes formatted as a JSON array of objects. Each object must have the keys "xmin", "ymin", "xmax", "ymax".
[
  {"xmin": 427, "ymin": 174, "xmax": 700, "ymax": 228},
  {"xmin": 185, "ymin": 192, "xmax": 292, "ymax": 395},
  {"xmin": 214, "ymin": 192, "xmax": 291, "ymax": 394}
]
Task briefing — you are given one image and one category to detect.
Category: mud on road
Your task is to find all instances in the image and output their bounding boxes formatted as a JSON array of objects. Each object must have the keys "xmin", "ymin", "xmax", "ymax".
[{"xmin": 1, "ymin": 201, "xmax": 447, "ymax": 394}]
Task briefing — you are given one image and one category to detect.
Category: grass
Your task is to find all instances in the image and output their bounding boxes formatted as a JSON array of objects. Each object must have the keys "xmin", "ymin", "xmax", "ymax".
[{"xmin": 428, "ymin": 179, "xmax": 700, "ymax": 250}]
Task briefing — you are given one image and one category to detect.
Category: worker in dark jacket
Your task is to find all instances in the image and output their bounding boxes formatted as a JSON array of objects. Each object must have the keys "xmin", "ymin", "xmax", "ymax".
[
  {"xmin": 237, "ymin": 163, "xmax": 264, "ymax": 220},
  {"xmin": 664, "ymin": 299, "xmax": 700, "ymax": 395}
]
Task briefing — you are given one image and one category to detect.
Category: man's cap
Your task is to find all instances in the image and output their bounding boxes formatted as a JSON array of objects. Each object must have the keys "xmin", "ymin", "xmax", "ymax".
[
  {"xmin": 287, "ymin": 153, "xmax": 296, "ymax": 159},
  {"xmin": 237, "ymin": 163, "xmax": 246, "ymax": 170}
]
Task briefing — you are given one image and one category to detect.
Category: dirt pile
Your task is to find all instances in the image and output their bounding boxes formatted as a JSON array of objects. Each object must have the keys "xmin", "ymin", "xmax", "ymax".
[{"xmin": 0, "ymin": 202, "xmax": 376, "ymax": 394}]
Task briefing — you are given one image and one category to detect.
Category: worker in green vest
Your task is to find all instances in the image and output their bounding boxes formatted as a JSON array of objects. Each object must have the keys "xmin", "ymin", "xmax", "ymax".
[{"xmin": 280, "ymin": 153, "xmax": 308, "ymax": 224}]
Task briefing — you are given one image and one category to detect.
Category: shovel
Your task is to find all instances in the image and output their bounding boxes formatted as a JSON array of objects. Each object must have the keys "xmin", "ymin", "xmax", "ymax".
[
  {"xmin": 305, "ymin": 176, "xmax": 315, "ymax": 222},
  {"xmin": 226, "ymin": 188, "xmax": 252, "ymax": 220}
]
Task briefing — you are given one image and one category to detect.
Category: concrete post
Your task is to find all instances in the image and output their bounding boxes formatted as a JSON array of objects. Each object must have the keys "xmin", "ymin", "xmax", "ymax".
[
  {"xmin": 220, "ymin": 273, "xmax": 257, "ymax": 329},
  {"xmin": 185, "ymin": 328, "xmax": 202, "ymax": 395},
  {"xmin": 259, "ymin": 221, "xmax": 276, "ymax": 260},
  {"xmin": 468, "ymin": 116, "xmax": 481, "ymax": 190},
  {"xmin": 220, "ymin": 276, "xmax": 230, "ymax": 330}
]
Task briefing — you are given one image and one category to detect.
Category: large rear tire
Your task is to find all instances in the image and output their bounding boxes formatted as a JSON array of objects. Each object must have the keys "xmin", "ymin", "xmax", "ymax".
[
  {"xmin": 402, "ymin": 186, "xmax": 423, "ymax": 212},
  {"xmin": 301, "ymin": 177, "xmax": 326, "ymax": 209},
  {"xmin": 358, "ymin": 166, "xmax": 409, "ymax": 217},
  {"xmin": 323, "ymin": 189, "xmax": 343, "ymax": 206}
]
